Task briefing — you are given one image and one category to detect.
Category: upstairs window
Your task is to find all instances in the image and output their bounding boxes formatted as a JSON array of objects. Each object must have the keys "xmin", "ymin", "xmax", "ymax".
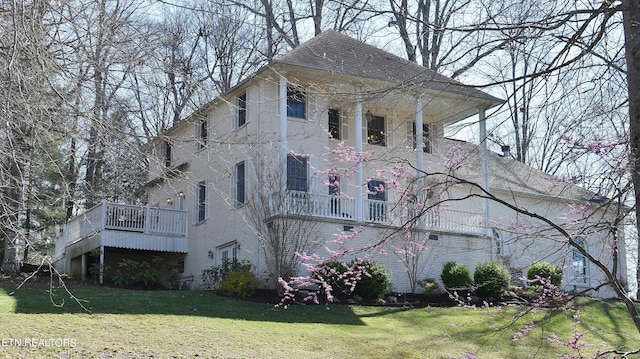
[
  {"xmin": 198, "ymin": 119, "xmax": 208, "ymax": 150},
  {"xmin": 328, "ymin": 175, "xmax": 340, "ymax": 195},
  {"xmin": 287, "ymin": 86, "xmax": 306, "ymax": 119},
  {"xmin": 367, "ymin": 112, "xmax": 386, "ymax": 146},
  {"xmin": 235, "ymin": 161, "xmax": 246, "ymax": 205},
  {"xmin": 237, "ymin": 92, "xmax": 247, "ymax": 128},
  {"xmin": 367, "ymin": 179, "xmax": 386, "ymax": 201},
  {"xmin": 413, "ymin": 122, "xmax": 431, "ymax": 153},
  {"xmin": 367, "ymin": 179, "xmax": 387, "ymax": 222},
  {"xmin": 286, "ymin": 155, "xmax": 308, "ymax": 192},
  {"xmin": 164, "ymin": 141, "xmax": 172, "ymax": 167},
  {"xmin": 328, "ymin": 108, "xmax": 340, "ymax": 140}
]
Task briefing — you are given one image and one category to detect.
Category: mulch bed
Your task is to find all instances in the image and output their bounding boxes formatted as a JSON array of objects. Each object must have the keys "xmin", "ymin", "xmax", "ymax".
[{"xmin": 239, "ymin": 288, "xmax": 457, "ymax": 308}]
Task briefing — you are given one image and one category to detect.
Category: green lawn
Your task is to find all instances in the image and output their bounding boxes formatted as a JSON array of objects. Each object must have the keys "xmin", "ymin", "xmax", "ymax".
[{"xmin": 0, "ymin": 281, "xmax": 638, "ymax": 358}]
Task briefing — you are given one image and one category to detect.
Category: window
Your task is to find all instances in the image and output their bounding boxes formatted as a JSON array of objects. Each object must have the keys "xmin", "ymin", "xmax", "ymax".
[
  {"xmin": 286, "ymin": 155, "xmax": 308, "ymax": 192},
  {"xmin": 287, "ymin": 86, "xmax": 306, "ymax": 119},
  {"xmin": 328, "ymin": 108, "xmax": 340, "ymax": 139},
  {"xmin": 329, "ymin": 175, "xmax": 340, "ymax": 215},
  {"xmin": 493, "ymin": 229, "xmax": 502, "ymax": 255},
  {"xmin": 198, "ymin": 119, "xmax": 208, "ymax": 149},
  {"xmin": 367, "ymin": 113, "xmax": 386, "ymax": 146},
  {"xmin": 367, "ymin": 179, "xmax": 386, "ymax": 221},
  {"xmin": 164, "ymin": 141, "xmax": 172, "ymax": 167},
  {"xmin": 235, "ymin": 161, "xmax": 246, "ymax": 205},
  {"xmin": 218, "ymin": 241, "xmax": 237, "ymax": 265},
  {"xmin": 572, "ymin": 238, "xmax": 588, "ymax": 284},
  {"xmin": 413, "ymin": 122, "xmax": 431, "ymax": 153},
  {"xmin": 367, "ymin": 180, "xmax": 386, "ymax": 201},
  {"xmin": 197, "ymin": 181, "xmax": 207, "ymax": 222},
  {"xmin": 237, "ymin": 92, "xmax": 247, "ymax": 127}
]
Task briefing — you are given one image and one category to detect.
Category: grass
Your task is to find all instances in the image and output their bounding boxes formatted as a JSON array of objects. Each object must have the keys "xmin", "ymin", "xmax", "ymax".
[{"xmin": 0, "ymin": 280, "xmax": 638, "ymax": 358}]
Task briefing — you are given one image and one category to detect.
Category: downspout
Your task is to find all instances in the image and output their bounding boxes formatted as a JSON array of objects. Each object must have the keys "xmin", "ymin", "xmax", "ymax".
[
  {"xmin": 355, "ymin": 86, "xmax": 364, "ymax": 222},
  {"xmin": 479, "ymin": 107, "xmax": 494, "ymax": 261},
  {"xmin": 256, "ymin": 83, "xmax": 261, "ymax": 277}
]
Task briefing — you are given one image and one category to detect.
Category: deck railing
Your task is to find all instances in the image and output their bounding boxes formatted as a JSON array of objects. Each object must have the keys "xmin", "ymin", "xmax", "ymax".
[
  {"xmin": 277, "ymin": 191, "xmax": 483, "ymax": 234},
  {"xmin": 55, "ymin": 201, "xmax": 187, "ymax": 259}
]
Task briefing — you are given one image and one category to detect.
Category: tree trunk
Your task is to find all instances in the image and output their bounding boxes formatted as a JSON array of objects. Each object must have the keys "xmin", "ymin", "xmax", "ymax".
[
  {"xmin": 1, "ymin": 155, "xmax": 23, "ymax": 273},
  {"xmin": 622, "ymin": 0, "xmax": 640, "ymax": 301}
]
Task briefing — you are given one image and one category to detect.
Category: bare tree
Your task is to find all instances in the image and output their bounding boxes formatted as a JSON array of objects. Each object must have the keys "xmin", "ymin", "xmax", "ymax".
[
  {"xmin": 244, "ymin": 154, "xmax": 321, "ymax": 291},
  {"xmin": 0, "ymin": 0, "xmax": 59, "ymax": 272},
  {"xmin": 52, "ymin": 0, "xmax": 153, "ymax": 208}
]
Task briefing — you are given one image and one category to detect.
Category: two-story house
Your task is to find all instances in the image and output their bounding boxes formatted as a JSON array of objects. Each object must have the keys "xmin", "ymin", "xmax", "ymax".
[{"xmin": 54, "ymin": 30, "xmax": 628, "ymax": 297}]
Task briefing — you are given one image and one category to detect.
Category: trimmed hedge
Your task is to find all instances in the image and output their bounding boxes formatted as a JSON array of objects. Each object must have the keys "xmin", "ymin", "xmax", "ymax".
[
  {"xmin": 440, "ymin": 261, "xmax": 473, "ymax": 293},
  {"xmin": 527, "ymin": 261, "xmax": 562, "ymax": 287},
  {"xmin": 315, "ymin": 259, "xmax": 391, "ymax": 300},
  {"xmin": 474, "ymin": 261, "xmax": 511, "ymax": 298}
]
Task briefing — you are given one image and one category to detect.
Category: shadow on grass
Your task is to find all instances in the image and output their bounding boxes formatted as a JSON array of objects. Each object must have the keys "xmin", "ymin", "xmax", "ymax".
[{"xmin": 1, "ymin": 285, "xmax": 365, "ymax": 325}]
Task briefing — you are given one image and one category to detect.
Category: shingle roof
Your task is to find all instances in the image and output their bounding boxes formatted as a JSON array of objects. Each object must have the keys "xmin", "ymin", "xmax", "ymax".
[
  {"xmin": 439, "ymin": 139, "xmax": 605, "ymax": 203},
  {"xmin": 275, "ymin": 30, "xmax": 502, "ymax": 105}
]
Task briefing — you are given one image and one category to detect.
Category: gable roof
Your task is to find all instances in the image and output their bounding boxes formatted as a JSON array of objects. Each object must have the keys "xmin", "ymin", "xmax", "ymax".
[{"xmin": 275, "ymin": 30, "xmax": 502, "ymax": 106}]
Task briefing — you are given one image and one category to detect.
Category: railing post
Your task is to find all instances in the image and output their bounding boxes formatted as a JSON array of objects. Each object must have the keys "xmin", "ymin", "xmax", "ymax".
[
  {"xmin": 183, "ymin": 209, "xmax": 188, "ymax": 237},
  {"xmin": 101, "ymin": 200, "xmax": 108, "ymax": 230},
  {"xmin": 145, "ymin": 204, "xmax": 151, "ymax": 234}
]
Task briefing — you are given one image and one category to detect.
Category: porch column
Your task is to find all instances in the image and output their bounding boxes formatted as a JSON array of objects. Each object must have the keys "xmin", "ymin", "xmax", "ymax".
[
  {"xmin": 355, "ymin": 85, "xmax": 364, "ymax": 222},
  {"xmin": 479, "ymin": 108, "xmax": 494, "ymax": 257},
  {"xmin": 81, "ymin": 253, "xmax": 87, "ymax": 281},
  {"xmin": 279, "ymin": 74, "xmax": 288, "ymax": 184},
  {"xmin": 99, "ymin": 245, "xmax": 105, "ymax": 284},
  {"xmin": 415, "ymin": 96, "xmax": 425, "ymax": 228}
]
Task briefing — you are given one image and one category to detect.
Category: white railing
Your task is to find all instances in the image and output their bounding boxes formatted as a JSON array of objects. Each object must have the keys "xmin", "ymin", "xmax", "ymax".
[
  {"xmin": 55, "ymin": 201, "xmax": 187, "ymax": 259},
  {"xmin": 280, "ymin": 191, "xmax": 356, "ymax": 220},
  {"xmin": 423, "ymin": 209, "xmax": 483, "ymax": 234},
  {"xmin": 364, "ymin": 199, "xmax": 388, "ymax": 223},
  {"xmin": 277, "ymin": 191, "xmax": 483, "ymax": 234}
]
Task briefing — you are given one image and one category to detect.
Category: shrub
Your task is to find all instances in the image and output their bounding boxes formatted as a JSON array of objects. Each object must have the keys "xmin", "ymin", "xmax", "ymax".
[
  {"xmin": 218, "ymin": 269, "xmax": 259, "ymax": 297},
  {"xmin": 314, "ymin": 261, "xmax": 350, "ymax": 296},
  {"xmin": 113, "ymin": 259, "xmax": 143, "ymax": 287},
  {"xmin": 164, "ymin": 260, "xmax": 183, "ymax": 290},
  {"xmin": 201, "ymin": 259, "xmax": 253, "ymax": 290},
  {"xmin": 474, "ymin": 261, "xmax": 511, "ymax": 298},
  {"xmin": 314, "ymin": 259, "xmax": 391, "ymax": 300},
  {"xmin": 527, "ymin": 261, "xmax": 562, "ymax": 287},
  {"xmin": 351, "ymin": 260, "xmax": 391, "ymax": 300},
  {"xmin": 440, "ymin": 261, "xmax": 473, "ymax": 293},
  {"xmin": 419, "ymin": 278, "xmax": 442, "ymax": 296},
  {"xmin": 112, "ymin": 258, "xmax": 161, "ymax": 288}
]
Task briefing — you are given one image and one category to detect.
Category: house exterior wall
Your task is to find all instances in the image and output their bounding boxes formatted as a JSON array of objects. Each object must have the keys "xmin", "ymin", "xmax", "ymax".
[{"xmin": 145, "ymin": 69, "xmax": 626, "ymax": 298}]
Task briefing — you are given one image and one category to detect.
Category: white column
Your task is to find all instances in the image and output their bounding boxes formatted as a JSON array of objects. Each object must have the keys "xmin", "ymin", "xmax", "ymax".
[
  {"xmin": 415, "ymin": 96, "xmax": 425, "ymax": 228},
  {"xmin": 81, "ymin": 253, "xmax": 87, "ymax": 281},
  {"xmin": 415, "ymin": 96, "xmax": 425, "ymax": 192},
  {"xmin": 279, "ymin": 74, "xmax": 288, "ymax": 183},
  {"xmin": 355, "ymin": 86, "xmax": 364, "ymax": 222},
  {"xmin": 99, "ymin": 245, "xmax": 105, "ymax": 284},
  {"xmin": 479, "ymin": 108, "xmax": 493, "ymax": 255}
]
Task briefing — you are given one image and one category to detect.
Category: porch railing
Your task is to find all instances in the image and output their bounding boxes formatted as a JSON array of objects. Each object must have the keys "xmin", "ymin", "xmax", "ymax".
[
  {"xmin": 55, "ymin": 201, "xmax": 187, "ymax": 259},
  {"xmin": 277, "ymin": 191, "xmax": 483, "ymax": 234}
]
